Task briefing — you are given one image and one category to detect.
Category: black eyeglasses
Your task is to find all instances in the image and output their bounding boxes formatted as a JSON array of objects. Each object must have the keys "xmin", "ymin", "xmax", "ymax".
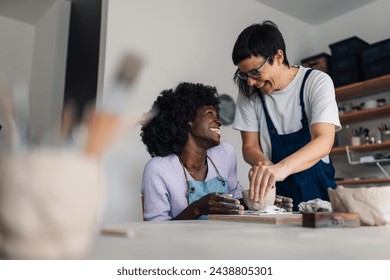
[{"xmin": 235, "ymin": 57, "xmax": 270, "ymax": 81}]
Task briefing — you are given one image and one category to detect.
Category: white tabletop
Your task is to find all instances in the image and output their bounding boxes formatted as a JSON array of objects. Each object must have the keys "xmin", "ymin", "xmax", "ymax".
[{"xmin": 89, "ymin": 220, "xmax": 390, "ymax": 259}]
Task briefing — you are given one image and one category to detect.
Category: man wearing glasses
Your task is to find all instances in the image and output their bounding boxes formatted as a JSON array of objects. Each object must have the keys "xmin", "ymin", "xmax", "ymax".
[{"xmin": 232, "ymin": 20, "xmax": 341, "ymax": 211}]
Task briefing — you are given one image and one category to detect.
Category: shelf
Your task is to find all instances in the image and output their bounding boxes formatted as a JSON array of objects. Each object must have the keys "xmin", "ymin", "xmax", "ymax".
[
  {"xmin": 335, "ymin": 74, "xmax": 390, "ymax": 102},
  {"xmin": 338, "ymin": 105, "xmax": 390, "ymax": 124},
  {"xmin": 336, "ymin": 178, "xmax": 390, "ymax": 185},
  {"xmin": 331, "ymin": 142, "xmax": 390, "ymax": 155},
  {"xmin": 333, "ymin": 74, "xmax": 390, "ymax": 175},
  {"xmin": 345, "ymin": 145, "xmax": 390, "ymax": 165}
]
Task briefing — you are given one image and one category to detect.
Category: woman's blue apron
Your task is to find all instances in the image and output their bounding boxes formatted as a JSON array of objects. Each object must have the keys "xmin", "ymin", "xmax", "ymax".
[
  {"xmin": 179, "ymin": 155, "xmax": 228, "ymax": 220},
  {"xmin": 258, "ymin": 69, "xmax": 336, "ymax": 211}
]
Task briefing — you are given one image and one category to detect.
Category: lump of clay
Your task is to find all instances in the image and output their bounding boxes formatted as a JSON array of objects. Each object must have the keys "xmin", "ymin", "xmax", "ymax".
[
  {"xmin": 328, "ymin": 186, "xmax": 390, "ymax": 226},
  {"xmin": 242, "ymin": 187, "xmax": 276, "ymax": 210}
]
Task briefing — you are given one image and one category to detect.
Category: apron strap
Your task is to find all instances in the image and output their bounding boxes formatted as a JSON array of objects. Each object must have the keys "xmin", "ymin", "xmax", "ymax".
[
  {"xmin": 177, "ymin": 154, "xmax": 225, "ymax": 200},
  {"xmin": 257, "ymin": 89, "xmax": 278, "ymax": 135},
  {"xmin": 207, "ymin": 155, "xmax": 226, "ymax": 185},
  {"xmin": 258, "ymin": 68, "xmax": 314, "ymax": 134},
  {"xmin": 177, "ymin": 156, "xmax": 191, "ymax": 200},
  {"xmin": 299, "ymin": 69, "xmax": 313, "ymax": 127}
]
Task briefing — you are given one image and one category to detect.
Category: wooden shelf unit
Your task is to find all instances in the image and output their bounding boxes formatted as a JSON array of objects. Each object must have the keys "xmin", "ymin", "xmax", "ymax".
[
  {"xmin": 332, "ymin": 74, "xmax": 390, "ymax": 185},
  {"xmin": 331, "ymin": 142, "xmax": 390, "ymax": 155},
  {"xmin": 332, "ymin": 74, "xmax": 390, "ymax": 156},
  {"xmin": 335, "ymin": 74, "xmax": 390, "ymax": 102},
  {"xmin": 339, "ymin": 105, "xmax": 390, "ymax": 124},
  {"xmin": 336, "ymin": 178, "xmax": 390, "ymax": 186}
]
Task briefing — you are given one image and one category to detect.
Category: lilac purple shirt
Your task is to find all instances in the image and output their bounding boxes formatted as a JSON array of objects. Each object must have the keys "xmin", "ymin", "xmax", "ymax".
[{"xmin": 141, "ymin": 142, "xmax": 244, "ymax": 221}]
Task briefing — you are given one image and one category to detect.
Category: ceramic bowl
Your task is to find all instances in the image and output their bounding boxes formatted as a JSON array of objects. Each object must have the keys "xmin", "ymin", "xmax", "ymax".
[
  {"xmin": 362, "ymin": 100, "xmax": 377, "ymax": 109},
  {"xmin": 242, "ymin": 187, "xmax": 276, "ymax": 210}
]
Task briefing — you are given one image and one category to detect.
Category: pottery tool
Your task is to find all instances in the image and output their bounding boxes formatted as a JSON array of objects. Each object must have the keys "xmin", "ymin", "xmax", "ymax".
[
  {"xmin": 100, "ymin": 227, "xmax": 135, "ymax": 238},
  {"xmin": 57, "ymin": 99, "xmax": 78, "ymax": 146},
  {"xmin": 10, "ymin": 81, "xmax": 29, "ymax": 148},
  {"xmin": 0, "ymin": 80, "xmax": 21, "ymax": 152}
]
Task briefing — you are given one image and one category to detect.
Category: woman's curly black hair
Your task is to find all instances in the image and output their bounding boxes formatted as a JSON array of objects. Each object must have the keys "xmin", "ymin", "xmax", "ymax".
[{"xmin": 141, "ymin": 82, "xmax": 219, "ymax": 157}]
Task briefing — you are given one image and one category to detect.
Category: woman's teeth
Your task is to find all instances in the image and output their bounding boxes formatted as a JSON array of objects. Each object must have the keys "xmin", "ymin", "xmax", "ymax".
[{"xmin": 210, "ymin": 128, "xmax": 220, "ymax": 135}]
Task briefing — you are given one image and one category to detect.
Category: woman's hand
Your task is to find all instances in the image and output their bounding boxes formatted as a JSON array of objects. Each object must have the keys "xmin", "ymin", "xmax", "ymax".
[
  {"xmin": 191, "ymin": 192, "xmax": 244, "ymax": 217},
  {"xmin": 248, "ymin": 161, "xmax": 291, "ymax": 202},
  {"xmin": 274, "ymin": 195, "xmax": 293, "ymax": 212}
]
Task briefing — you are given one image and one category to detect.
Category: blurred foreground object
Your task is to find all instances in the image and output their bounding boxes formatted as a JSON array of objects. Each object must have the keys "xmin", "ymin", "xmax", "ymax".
[
  {"xmin": 0, "ymin": 80, "xmax": 20, "ymax": 151},
  {"xmin": 0, "ymin": 149, "xmax": 103, "ymax": 259},
  {"xmin": 328, "ymin": 186, "xmax": 390, "ymax": 226},
  {"xmin": 84, "ymin": 53, "xmax": 147, "ymax": 156}
]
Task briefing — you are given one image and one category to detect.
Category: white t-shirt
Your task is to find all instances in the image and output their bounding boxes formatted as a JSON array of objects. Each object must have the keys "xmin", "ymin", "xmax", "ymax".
[{"xmin": 233, "ymin": 66, "xmax": 341, "ymax": 162}]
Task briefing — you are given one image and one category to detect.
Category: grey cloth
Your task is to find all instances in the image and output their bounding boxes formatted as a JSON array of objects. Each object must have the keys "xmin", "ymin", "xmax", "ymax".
[{"xmin": 298, "ymin": 198, "xmax": 332, "ymax": 212}]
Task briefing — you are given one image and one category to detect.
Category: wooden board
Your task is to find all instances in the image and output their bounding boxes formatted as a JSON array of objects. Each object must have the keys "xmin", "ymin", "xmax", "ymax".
[
  {"xmin": 302, "ymin": 212, "xmax": 360, "ymax": 228},
  {"xmin": 208, "ymin": 213, "xmax": 302, "ymax": 225}
]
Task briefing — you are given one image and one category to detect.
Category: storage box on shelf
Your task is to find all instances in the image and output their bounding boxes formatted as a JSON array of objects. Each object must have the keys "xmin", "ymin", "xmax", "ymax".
[
  {"xmin": 329, "ymin": 36, "xmax": 369, "ymax": 87},
  {"xmin": 329, "ymin": 36, "xmax": 370, "ymax": 58},
  {"xmin": 363, "ymin": 58, "xmax": 390, "ymax": 80},
  {"xmin": 332, "ymin": 70, "xmax": 363, "ymax": 88},
  {"xmin": 331, "ymin": 54, "xmax": 362, "ymax": 73},
  {"xmin": 361, "ymin": 39, "xmax": 390, "ymax": 80},
  {"xmin": 301, "ymin": 53, "xmax": 331, "ymax": 73},
  {"xmin": 361, "ymin": 38, "xmax": 390, "ymax": 64}
]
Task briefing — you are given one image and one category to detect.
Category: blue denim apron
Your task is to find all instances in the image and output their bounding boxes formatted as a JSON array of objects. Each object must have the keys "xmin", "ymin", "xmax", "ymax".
[
  {"xmin": 179, "ymin": 155, "xmax": 228, "ymax": 220},
  {"xmin": 258, "ymin": 69, "xmax": 336, "ymax": 210}
]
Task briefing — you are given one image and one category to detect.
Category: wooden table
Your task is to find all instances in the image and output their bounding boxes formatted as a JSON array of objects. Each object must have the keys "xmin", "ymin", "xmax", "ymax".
[{"xmin": 89, "ymin": 220, "xmax": 390, "ymax": 259}]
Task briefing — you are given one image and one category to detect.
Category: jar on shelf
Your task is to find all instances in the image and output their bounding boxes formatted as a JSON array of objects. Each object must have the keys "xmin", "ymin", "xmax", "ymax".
[
  {"xmin": 377, "ymin": 98, "xmax": 386, "ymax": 107},
  {"xmin": 351, "ymin": 104, "xmax": 361, "ymax": 112},
  {"xmin": 381, "ymin": 130, "xmax": 390, "ymax": 143}
]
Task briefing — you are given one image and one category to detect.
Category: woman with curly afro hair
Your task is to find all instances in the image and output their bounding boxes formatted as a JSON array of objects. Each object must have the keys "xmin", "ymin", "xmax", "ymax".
[{"xmin": 140, "ymin": 82, "xmax": 245, "ymax": 221}]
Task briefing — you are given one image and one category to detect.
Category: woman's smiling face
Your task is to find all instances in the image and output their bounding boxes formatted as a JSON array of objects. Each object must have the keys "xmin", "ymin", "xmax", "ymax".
[
  {"xmin": 189, "ymin": 105, "xmax": 222, "ymax": 148},
  {"xmin": 237, "ymin": 55, "xmax": 280, "ymax": 95}
]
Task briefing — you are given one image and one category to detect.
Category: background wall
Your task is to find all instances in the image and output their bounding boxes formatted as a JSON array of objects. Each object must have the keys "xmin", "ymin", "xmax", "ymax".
[
  {"xmin": 0, "ymin": 17, "xmax": 34, "ymax": 88},
  {"xmin": 0, "ymin": 0, "xmax": 70, "ymax": 149},
  {"xmin": 0, "ymin": 17, "xmax": 34, "ymax": 150},
  {"xmin": 314, "ymin": 0, "xmax": 390, "ymax": 52},
  {"xmin": 29, "ymin": 1, "xmax": 71, "ymax": 144}
]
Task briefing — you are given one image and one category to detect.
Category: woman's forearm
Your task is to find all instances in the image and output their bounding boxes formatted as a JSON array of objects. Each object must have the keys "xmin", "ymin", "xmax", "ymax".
[
  {"xmin": 278, "ymin": 124, "xmax": 335, "ymax": 175},
  {"xmin": 171, "ymin": 205, "xmax": 201, "ymax": 220}
]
